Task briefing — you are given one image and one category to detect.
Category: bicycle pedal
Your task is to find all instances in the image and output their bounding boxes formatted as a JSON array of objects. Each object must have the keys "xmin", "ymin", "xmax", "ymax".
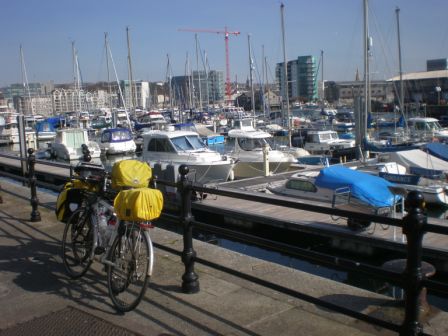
[{"xmin": 94, "ymin": 246, "xmax": 105, "ymax": 255}]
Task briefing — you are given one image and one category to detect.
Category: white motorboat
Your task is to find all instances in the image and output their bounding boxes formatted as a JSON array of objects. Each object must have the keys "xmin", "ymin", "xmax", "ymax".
[
  {"xmin": 407, "ymin": 117, "xmax": 448, "ymax": 143},
  {"xmin": 49, "ymin": 128, "xmax": 101, "ymax": 161},
  {"xmin": 226, "ymin": 119, "xmax": 295, "ymax": 178},
  {"xmin": 356, "ymin": 160, "xmax": 448, "ymax": 207},
  {"xmin": 303, "ymin": 130, "xmax": 355, "ymax": 154},
  {"xmin": 99, "ymin": 128, "xmax": 136, "ymax": 155},
  {"xmin": 141, "ymin": 128, "xmax": 235, "ymax": 184},
  {"xmin": 0, "ymin": 112, "xmax": 36, "ymax": 145}
]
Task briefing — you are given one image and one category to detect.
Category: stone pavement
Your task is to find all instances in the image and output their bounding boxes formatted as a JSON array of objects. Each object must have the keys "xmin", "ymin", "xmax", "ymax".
[{"xmin": 0, "ymin": 178, "xmax": 447, "ymax": 336}]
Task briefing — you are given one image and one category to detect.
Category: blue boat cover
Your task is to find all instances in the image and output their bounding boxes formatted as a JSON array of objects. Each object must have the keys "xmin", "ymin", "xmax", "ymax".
[
  {"xmin": 314, "ymin": 165, "xmax": 399, "ymax": 208},
  {"xmin": 45, "ymin": 116, "xmax": 65, "ymax": 128},
  {"xmin": 35, "ymin": 121, "xmax": 55, "ymax": 132},
  {"xmin": 425, "ymin": 142, "xmax": 448, "ymax": 162}
]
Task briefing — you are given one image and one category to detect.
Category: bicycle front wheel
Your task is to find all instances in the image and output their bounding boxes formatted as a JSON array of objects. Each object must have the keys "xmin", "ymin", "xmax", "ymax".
[
  {"xmin": 107, "ymin": 225, "xmax": 151, "ymax": 312},
  {"xmin": 62, "ymin": 208, "xmax": 94, "ymax": 279}
]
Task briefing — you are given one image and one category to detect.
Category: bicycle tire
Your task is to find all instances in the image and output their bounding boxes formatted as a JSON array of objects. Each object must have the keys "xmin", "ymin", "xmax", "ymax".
[
  {"xmin": 62, "ymin": 208, "xmax": 94, "ymax": 279},
  {"xmin": 107, "ymin": 225, "xmax": 151, "ymax": 312}
]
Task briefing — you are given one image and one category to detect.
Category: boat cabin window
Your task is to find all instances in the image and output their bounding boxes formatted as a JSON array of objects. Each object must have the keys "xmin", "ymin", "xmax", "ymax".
[
  {"xmin": 286, "ymin": 179, "xmax": 317, "ymax": 192},
  {"xmin": 147, "ymin": 138, "xmax": 175, "ymax": 152},
  {"xmin": 111, "ymin": 130, "xmax": 132, "ymax": 141},
  {"xmin": 171, "ymin": 135, "xmax": 206, "ymax": 151},
  {"xmin": 238, "ymin": 137, "xmax": 270, "ymax": 151},
  {"xmin": 306, "ymin": 134, "xmax": 320, "ymax": 143},
  {"xmin": 66, "ymin": 131, "xmax": 86, "ymax": 148},
  {"xmin": 101, "ymin": 132, "xmax": 111, "ymax": 143}
]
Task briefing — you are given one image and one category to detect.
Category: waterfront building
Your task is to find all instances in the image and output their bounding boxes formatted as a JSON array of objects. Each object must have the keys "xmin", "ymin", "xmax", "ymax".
[
  {"xmin": 427, "ymin": 59, "xmax": 448, "ymax": 71},
  {"xmin": 173, "ymin": 70, "xmax": 225, "ymax": 109},
  {"xmin": 336, "ymin": 80, "xmax": 394, "ymax": 107},
  {"xmin": 276, "ymin": 55, "xmax": 318, "ymax": 102},
  {"xmin": 192, "ymin": 70, "xmax": 225, "ymax": 108},
  {"xmin": 208, "ymin": 70, "xmax": 225, "ymax": 104},
  {"xmin": 51, "ymin": 88, "xmax": 113, "ymax": 115},
  {"xmin": 14, "ymin": 96, "xmax": 53, "ymax": 117},
  {"xmin": 119, "ymin": 80, "xmax": 150, "ymax": 110},
  {"xmin": 1, "ymin": 82, "xmax": 54, "ymax": 100},
  {"xmin": 388, "ymin": 70, "xmax": 448, "ymax": 106}
]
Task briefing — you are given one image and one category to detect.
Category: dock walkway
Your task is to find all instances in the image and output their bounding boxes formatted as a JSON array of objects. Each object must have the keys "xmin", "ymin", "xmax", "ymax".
[{"xmin": 1, "ymin": 178, "xmax": 448, "ymax": 335}]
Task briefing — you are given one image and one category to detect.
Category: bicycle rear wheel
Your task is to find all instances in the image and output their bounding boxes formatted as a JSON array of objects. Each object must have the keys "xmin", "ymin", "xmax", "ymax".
[
  {"xmin": 107, "ymin": 225, "xmax": 151, "ymax": 312},
  {"xmin": 62, "ymin": 208, "xmax": 94, "ymax": 279}
]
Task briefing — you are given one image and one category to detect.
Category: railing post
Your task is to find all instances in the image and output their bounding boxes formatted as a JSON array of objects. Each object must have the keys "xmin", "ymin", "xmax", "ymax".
[
  {"xmin": 179, "ymin": 164, "xmax": 199, "ymax": 293},
  {"xmin": 27, "ymin": 148, "xmax": 41, "ymax": 222},
  {"xmin": 400, "ymin": 190, "xmax": 426, "ymax": 336}
]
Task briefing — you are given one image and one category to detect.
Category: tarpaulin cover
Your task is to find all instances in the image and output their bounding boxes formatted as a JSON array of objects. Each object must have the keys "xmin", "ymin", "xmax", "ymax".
[
  {"xmin": 314, "ymin": 165, "xmax": 399, "ymax": 207},
  {"xmin": 425, "ymin": 142, "xmax": 448, "ymax": 162}
]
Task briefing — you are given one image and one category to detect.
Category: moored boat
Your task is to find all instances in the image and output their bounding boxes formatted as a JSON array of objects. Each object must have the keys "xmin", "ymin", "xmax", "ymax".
[
  {"xmin": 226, "ymin": 127, "xmax": 295, "ymax": 179},
  {"xmin": 99, "ymin": 128, "xmax": 136, "ymax": 155},
  {"xmin": 49, "ymin": 128, "xmax": 101, "ymax": 161},
  {"xmin": 267, "ymin": 165, "xmax": 401, "ymax": 229},
  {"xmin": 141, "ymin": 128, "xmax": 235, "ymax": 184}
]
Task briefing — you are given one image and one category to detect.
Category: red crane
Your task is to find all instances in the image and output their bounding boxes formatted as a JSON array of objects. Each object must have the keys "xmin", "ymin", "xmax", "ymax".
[{"xmin": 178, "ymin": 27, "xmax": 240, "ymax": 103}]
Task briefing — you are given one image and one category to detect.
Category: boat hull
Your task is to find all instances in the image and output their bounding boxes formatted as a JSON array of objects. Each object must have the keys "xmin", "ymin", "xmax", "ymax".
[{"xmin": 233, "ymin": 161, "xmax": 292, "ymax": 179}]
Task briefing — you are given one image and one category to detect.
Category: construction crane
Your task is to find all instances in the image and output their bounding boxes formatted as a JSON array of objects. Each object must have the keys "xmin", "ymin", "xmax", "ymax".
[{"xmin": 179, "ymin": 27, "xmax": 240, "ymax": 103}]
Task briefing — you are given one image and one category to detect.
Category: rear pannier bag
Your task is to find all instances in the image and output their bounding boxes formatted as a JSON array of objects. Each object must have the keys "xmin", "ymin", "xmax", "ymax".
[
  {"xmin": 114, "ymin": 188, "xmax": 163, "ymax": 222},
  {"xmin": 111, "ymin": 160, "xmax": 152, "ymax": 190}
]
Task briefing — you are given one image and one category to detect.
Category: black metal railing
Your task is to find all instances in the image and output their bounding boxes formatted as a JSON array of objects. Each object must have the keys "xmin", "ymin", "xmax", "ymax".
[
  {"xmin": 2, "ymin": 152, "xmax": 448, "ymax": 335},
  {"xmin": 157, "ymin": 165, "xmax": 448, "ymax": 336}
]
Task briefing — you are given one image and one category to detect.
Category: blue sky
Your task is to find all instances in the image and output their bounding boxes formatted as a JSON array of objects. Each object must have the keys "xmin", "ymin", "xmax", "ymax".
[{"xmin": 1, "ymin": 0, "xmax": 447, "ymax": 87}]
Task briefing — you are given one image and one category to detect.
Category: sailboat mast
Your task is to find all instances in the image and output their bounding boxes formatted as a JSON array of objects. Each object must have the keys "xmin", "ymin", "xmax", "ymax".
[
  {"xmin": 72, "ymin": 42, "xmax": 83, "ymax": 117},
  {"xmin": 321, "ymin": 50, "xmax": 324, "ymax": 107},
  {"xmin": 126, "ymin": 26, "xmax": 136, "ymax": 116},
  {"xmin": 20, "ymin": 45, "xmax": 33, "ymax": 116},
  {"xmin": 248, "ymin": 34, "xmax": 256, "ymax": 118},
  {"xmin": 280, "ymin": 2, "xmax": 291, "ymax": 147},
  {"xmin": 166, "ymin": 54, "xmax": 173, "ymax": 112},
  {"xmin": 104, "ymin": 33, "xmax": 112, "ymax": 110},
  {"xmin": 195, "ymin": 34, "xmax": 203, "ymax": 111},
  {"xmin": 262, "ymin": 45, "xmax": 266, "ymax": 117},
  {"xmin": 396, "ymin": 7, "xmax": 404, "ymax": 119},
  {"xmin": 265, "ymin": 56, "xmax": 271, "ymax": 115},
  {"xmin": 363, "ymin": 0, "xmax": 370, "ymax": 144}
]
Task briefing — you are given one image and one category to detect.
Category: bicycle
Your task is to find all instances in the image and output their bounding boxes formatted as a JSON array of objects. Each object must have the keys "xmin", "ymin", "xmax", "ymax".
[{"xmin": 61, "ymin": 163, "xmax": 154, "ymax": 312}]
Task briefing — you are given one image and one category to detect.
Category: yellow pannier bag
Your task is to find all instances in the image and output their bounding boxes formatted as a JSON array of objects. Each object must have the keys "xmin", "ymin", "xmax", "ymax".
[
  {"xmin": 55, "ymin": 180, "xmax": 96, "ymax": 223},
  {"xmin": 114, "ymin": 188, "xmax": 164, "ymax": 221},
  {"xmin": 111, "ymin": 160, "xmax": 152, "ymax": 190}
]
